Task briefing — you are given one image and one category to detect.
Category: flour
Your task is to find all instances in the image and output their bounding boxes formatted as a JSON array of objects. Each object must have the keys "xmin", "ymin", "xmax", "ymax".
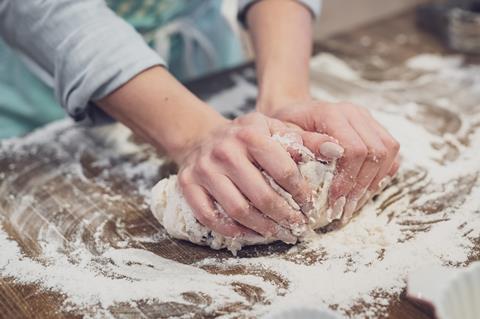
[
  {"xmin": 0, "ymin": 230, "xmax": 276, "ymax": 310},
  {"xmin": 1, "ymin": 53, "xmax": 480, "ymax": 318},
  {"xmin": 405, "ymin": 53, "xmax": 463, "ymax": 71}
]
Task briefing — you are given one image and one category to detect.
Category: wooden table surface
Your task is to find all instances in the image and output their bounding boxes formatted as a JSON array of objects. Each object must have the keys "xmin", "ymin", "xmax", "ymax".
[{"xmin": 1, "ymin": 9, "xmax": 479, "ymax": 319}]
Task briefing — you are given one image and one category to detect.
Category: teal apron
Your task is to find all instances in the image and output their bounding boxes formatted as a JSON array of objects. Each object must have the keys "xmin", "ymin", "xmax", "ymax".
[{"xmin": 0, "ymin": 0, "xmax": 246, "ymax": 139}]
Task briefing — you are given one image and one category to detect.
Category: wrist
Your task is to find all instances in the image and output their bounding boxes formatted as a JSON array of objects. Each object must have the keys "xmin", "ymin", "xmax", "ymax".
[
  {"xmin": 97, "ymin": 66, "xmax": 228, "ymax": 163},
  {"xmin": 254, "ymin": 62, "xmax": 311, "ymax": 116},
  {"xmin": 256, "ymin": 87, "xmax": 311, "ymax": 117},
  {"xmin": 163, "ymin": 109, "xmax": 228, "ymax": 164}
]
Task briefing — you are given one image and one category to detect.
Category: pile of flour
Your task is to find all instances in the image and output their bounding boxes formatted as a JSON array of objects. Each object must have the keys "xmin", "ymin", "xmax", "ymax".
[{"xmin": 1, "ymin": 53, "xmax": 479, "ymax": 318}]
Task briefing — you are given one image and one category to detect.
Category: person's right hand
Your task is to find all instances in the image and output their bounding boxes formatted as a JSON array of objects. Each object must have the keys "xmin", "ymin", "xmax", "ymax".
[
  {"xmin": 174, "ymin": 112, "xmax": 341, "ymax": 242},
  {"xmin": 259, "ymin": 100, "xmax": 401, "ymax": 223}
]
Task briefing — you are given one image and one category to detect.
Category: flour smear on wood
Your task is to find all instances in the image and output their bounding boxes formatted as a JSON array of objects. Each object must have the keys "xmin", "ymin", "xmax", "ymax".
[{"xmin": 0, "ymin": 53, "xmax": 479, "ymax": 318}]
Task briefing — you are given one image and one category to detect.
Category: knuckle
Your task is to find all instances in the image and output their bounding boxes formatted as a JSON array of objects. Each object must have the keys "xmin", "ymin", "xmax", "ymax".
[
  {"xmin": 178, "ymin": 171, "xmax": 191, "ymax": 188},
  {"xmin": 348, "ymin": 144, "xmax": 368, "ymax": 159},
  {"xmin": 368, "ymin": 147, "xmax": 387, "ymax": 162},
  {"xmin": 237, "ymin": 112, "xmax": 262, "ymax": 124},
  {"xmin": 280, "ymin": 166, "xmax": 298, "ymax": 183},
  {"xmin": 236, "ymin": 127, "xmax": 260, "ymax": 144},
  {"xmin": 228, "ymin": 202, "xmax": 249, "ymax": 219},
  {"xmin": 391, "ymin": 139, "xmax": 400, "ymax": 153},
  {"xmin": 194, "ymin": 209, "xmax": 215, "ymax": 228},
  {"xmin": 212, "ymin": 141, "xmax": 235, "ymax": 164},
  {"xmin": 256, "ymin": 190, "xmax": 276, "ymax": 211},
  {"xmin": 195, "ymin": 157, "xmax": 212, "ymax": 177}
]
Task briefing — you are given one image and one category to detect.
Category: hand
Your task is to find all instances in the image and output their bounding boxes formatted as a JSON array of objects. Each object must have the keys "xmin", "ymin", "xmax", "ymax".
[
  {"xmin": 175, "ymin": 112, "xmax": 342, "ymax": 241},
  {"xmin": 96, "ymin": 67, "xmax": 342, "ymax": 240},
  {"xmin": 261, "ymin": 100, "xmax": 400, "ymax": 222},
  {"xmin": 244, "ymin": 0, "xmax": 399, "ymax": 223}
]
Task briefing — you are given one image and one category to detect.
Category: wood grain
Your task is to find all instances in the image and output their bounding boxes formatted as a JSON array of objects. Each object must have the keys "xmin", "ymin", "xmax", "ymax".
[{"xmin": 1, "ymin": 9, "xmax": 479, "ymax": 319}]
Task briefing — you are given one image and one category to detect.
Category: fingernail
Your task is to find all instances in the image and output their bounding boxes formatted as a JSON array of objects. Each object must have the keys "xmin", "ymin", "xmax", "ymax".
[
  {"xmin": 319, "ymin": 142, "xmax": 344, "ymax": 159},
  {"xmin": 276, "ymin": 227, "xmax": 297, "ymax": 244},
  {"xmin": 342, "ymin": 198, "xmax": 358, "ymax": 223},
  {"xmin": 331, "ymin": 196, "xmax": 346, "ymax": 220}
]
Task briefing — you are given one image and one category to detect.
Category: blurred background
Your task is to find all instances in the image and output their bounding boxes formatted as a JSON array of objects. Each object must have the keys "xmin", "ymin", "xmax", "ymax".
[
  {"xmin": 235, "ymin": 0, "xmax": 431, "ymax": 57},
  {"xmin": 0, "ymin": 0, "xmax": 477, "ymax": 139}
]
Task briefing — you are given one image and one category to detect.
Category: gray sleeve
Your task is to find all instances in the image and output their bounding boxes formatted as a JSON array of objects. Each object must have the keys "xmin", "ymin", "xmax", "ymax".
[
  {"xmin": 238, "ymin": 0, "xmax": 322, "ymax": 27},
  {"xmin": 0, "ymin": 0, "xmax": 165, "ymax": 121}
]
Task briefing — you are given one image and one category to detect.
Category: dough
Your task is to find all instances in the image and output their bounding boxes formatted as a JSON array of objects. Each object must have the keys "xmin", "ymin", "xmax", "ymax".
[{"xmin": 150, "ymin": 134, "xmax": 342, "ymax": 255}]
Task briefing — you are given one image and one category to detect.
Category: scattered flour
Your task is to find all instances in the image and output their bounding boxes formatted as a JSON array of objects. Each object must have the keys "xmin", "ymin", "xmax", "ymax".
[
  {"xmin": 405, "ymin": 53, "xmax": 463, "ymax": 71},
  {"xmin": 0, "ymin": 230, "xmax": 280, "ymax": 313},
  {"xmin": 0, "ymin": 53, "xmax": 479, "ymax": 318}
]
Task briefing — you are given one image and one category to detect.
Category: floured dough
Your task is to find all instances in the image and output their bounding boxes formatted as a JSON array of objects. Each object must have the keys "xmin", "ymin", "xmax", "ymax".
[{"xmin": 151, "ymin": 134, "xmax": 343, "ymax": 254}]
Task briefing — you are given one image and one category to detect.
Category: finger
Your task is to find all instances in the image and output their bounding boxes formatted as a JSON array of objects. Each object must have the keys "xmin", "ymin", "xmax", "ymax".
[
  {"xmin": 235, "ymin": 112, "xmax": 272, "ymax": 135},
  {"xmin": 352, "ymin": 157, "xmax": 400, "ymax": 217},
  {"xmin": 322, "ymin": 113, "xmax": 367, "ymax": 210},
  {"xmin": 342, "ymin": 161, "xmax": 379, "ymax": 223},
  {"xmin": 363, "ymin": 111, "xmax": 400, "ymax": 192},
  {"xmin": 300, "ymin": 131, "xmax": 344, "ymax": 161},
  {"xmin": 210, "ymin": 146, "xmax": 306, "ymax": 227},
  {"xmin": 201, "ymin": 173, "xmax": 297, "ymax": 243},
  {"xmin": 181, "ymin": 183, "xmax": 250, "ymax": 237},
  {"xmin": 388, "ymin": 157, "xmax": 400, "ymax": 177},
  {"xmin": 354, "ymin": 190, "xmax": 372, "ymax": 215},
  {"xmin": 260, "ymin": 118, "xmax": 311, "ymax": 163},
  {"xmin": 237, "ymin": 128, "xmax": 313, "ymax": 210},
  {"xmin": 342, "ymin": 115, "xmax": 387, "ymax": 221},
  {"xmin": 265, "ymin": 116, "xmax": 295, "ymax": 135},
  {"xmin": 270, "ymin": 131, "xmax": 306, "ymax": 163}
]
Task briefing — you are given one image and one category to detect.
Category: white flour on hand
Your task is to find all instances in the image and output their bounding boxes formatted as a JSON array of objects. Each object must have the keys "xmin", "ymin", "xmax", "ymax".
[{"xmin": 150, "ymin": 134, "xmax": 341, "ymax": 254}]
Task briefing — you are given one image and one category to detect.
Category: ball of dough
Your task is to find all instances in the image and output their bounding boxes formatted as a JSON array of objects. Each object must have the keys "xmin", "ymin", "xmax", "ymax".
[{"xmin": 150, "ymin": 134, "xmax": 338, "ymax": 255}]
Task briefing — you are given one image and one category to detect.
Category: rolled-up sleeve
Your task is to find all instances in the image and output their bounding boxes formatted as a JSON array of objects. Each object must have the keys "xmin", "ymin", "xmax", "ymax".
[
  {"xmin": 0, "ymin": 0, "xmax": 165, "ymax": 121},
  {"xmin": 238, "ymin": 0, "xmax": 322, "ymax": 27}
]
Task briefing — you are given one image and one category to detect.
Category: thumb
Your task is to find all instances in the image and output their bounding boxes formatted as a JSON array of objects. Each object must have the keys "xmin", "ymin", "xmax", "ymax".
[
  {"xmin": 266, "ymin": 117, "xmax": 344, "ymax": 162},
  {"xmin": 300, "ymin": 131, "xmax": 344, "ymax": 161}
]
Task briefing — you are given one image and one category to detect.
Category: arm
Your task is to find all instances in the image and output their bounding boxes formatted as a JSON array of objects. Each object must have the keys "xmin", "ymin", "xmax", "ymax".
[
  {"xmin": 0, "ymin": 0, "xmax": 332, "ymax": 239},
  {"xmin": 97, "ymin": 66, "xmax": 332, "ymax": 241},
  {"xmin": 245, "ymin": 0, "xmax": 400, "ymax": 222},
  {"xmin": 243, "ymin": 0, "xmax": 314, "ymax": 113},
  {"xmin": 0, "ymin": 0, "xmax": 162, "ymax": 120}
]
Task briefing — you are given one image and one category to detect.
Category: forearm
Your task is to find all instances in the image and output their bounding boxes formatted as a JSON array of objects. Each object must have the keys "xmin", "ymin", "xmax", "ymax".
[
  {"xmin": 246, "ymin": 0, "xmax": 314, "ymax": 115},
  {"xmin": 97, "ymin": 67, "xmax": 227, "ymax": 162}
]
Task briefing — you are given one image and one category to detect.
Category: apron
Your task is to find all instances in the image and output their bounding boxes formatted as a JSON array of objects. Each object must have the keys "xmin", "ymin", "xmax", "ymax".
[{"xmin": 0, "ymin": 0, "xmax": 245, "ymax": 138}]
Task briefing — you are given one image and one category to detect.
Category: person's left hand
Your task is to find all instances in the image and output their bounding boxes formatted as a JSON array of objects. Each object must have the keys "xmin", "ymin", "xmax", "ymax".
[{"xmin": 260, "ymin": 99, "xmax": 400, "ymax": 223}]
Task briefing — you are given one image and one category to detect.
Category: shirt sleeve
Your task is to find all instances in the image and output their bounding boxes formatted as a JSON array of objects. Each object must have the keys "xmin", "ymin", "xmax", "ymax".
[
  {"xmin": 238, "ymin": 0, "xmax": 322, "ymax": 27},
  {"xmin": 0, "ymin": 0, "xmax": 165, "ymax": 122}
]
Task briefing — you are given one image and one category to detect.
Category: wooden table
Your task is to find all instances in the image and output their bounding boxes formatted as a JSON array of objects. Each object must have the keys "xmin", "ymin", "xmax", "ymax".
[{"xmin": 1, "ymin": 9, "xmax": 479, "ymax": 319}]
